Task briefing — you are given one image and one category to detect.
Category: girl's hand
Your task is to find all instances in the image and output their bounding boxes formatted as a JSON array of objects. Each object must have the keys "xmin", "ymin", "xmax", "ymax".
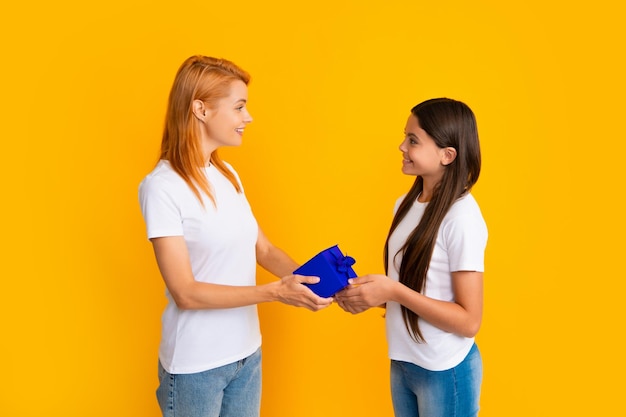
[{"xmin": 335, "ymin": 274, "xmax": 395, "ymax": 314}]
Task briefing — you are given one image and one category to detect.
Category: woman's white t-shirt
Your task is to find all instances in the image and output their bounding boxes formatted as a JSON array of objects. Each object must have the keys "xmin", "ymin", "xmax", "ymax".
[
  {"xmin": 139, "ymin": 160, "xmax": 260, "ymax": 374},
  {"xmin": 386, "ymin": 193, "xmax": 487, "ymax": 371}
]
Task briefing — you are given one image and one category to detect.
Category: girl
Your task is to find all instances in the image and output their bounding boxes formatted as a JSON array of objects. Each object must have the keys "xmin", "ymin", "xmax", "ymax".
[
  {"xmin": 336, "ymin": 98, "xmax": 487, "ymax": 417},
  {"xmin": 138, "ymin": 55, "xmax": 332, "ymax": 417}
]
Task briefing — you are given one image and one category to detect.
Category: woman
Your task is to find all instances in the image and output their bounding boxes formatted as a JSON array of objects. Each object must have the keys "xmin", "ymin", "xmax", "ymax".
[
  {"xmin": 336, "ymin": 98, "xmax": 488, "ymax": 417},
  {"xmin": 138, "ymin": 55, "xmax": 332, "ymax": 417}
]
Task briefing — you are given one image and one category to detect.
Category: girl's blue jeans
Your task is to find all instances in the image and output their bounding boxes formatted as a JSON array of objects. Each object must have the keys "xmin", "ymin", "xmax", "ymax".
[{"xmin": 390, "ymin": 343, "xmax": 482, "ymax": 417}]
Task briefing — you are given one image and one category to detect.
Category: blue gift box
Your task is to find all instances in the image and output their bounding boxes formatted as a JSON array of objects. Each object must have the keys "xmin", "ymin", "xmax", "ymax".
[{"xmin": 294, "ymin": 245, "xmax": 357, "ymax": 298}]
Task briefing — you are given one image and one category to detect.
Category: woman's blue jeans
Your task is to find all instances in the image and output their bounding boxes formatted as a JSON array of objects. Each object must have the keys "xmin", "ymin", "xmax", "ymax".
[
  {"xmin": 156, "ymin": 348, "xmax": 262, "ymax": 417},
  {"xmin": 390, "ymin": 343, "xmax": 482, "ymax": 417}
]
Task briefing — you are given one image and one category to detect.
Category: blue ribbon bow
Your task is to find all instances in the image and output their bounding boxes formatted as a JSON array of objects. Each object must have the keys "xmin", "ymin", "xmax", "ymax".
[{"xmin": 335, "ymin": 254, "xmax": 356, "ymax": 274}]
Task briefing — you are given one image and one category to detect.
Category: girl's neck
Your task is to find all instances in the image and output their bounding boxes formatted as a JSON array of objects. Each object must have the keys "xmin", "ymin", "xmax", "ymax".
[
  {"xmin": 419, "ymin": 177, "xmax": 440, "ymax": 202},
  {"xmin": 418, "ymin": 184, "xmax": 435, "ymax": 203},
  {"xmin": 417, "ymin": 192, "xmax": 431, "ymax": 203}
]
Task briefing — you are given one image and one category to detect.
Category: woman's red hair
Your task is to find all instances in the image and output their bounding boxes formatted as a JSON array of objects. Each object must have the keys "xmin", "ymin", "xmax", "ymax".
[{"xmin": 160, "ymin": 55, "xmax": 251, "ymax": 205}]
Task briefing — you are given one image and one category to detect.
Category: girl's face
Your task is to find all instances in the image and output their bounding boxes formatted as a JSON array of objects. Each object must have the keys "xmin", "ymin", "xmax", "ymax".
[
  {"xmin": 202, "ymin": 80, "xmax": 253, "ymax": 152},
  {"xmin": 399, "ymin": 114, "xmax": 447, "ymax": 183}
]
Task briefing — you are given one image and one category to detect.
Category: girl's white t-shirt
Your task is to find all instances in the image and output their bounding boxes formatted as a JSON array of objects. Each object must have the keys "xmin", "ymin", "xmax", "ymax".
[
  {"xmin": 139, "ymin": 160, "xmax": 260, "ymax": 374},
  {"xmin": 386, "ymin": 193, "xmax": 487, "ymax": 371}
]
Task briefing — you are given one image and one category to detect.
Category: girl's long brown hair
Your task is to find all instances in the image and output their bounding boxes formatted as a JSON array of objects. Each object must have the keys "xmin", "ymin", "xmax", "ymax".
[
  {"xmin": 383, "ymin": 98, "xmax": 481, "ymax": 342},
  {"xmin": 160, "ymin": 55, "xmax": 250, "ymax": 206}
]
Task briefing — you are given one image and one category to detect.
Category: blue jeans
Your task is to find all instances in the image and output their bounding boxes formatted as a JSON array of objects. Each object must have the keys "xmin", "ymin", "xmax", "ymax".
[
  {"xmin": 156, "ymin": 348, "xmax": 262, "ymax": 417},
  {"xmin": 390, "ymin": 343, "xmax": 482, "ymax": 417}
]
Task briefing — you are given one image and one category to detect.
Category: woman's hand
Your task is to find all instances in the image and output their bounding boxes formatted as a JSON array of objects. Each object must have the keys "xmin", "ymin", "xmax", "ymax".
[{"xmin": 272, "ymin": 274, "xmax": 333, "ymax": 312}]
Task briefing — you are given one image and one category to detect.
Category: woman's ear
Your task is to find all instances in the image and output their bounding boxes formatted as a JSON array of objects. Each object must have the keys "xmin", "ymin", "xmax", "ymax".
[
  {"xmin": 441, "ymin": 147, "xmax": 458, "ymax": 166},
  {"xmin": 192, "ymin": 100, "xmax": 207, "ymax": 122}
]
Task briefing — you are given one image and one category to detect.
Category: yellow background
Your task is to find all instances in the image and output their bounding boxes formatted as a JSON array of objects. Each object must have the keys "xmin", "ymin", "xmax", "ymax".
[{"xmin": 2, "ymin": 0, "xmax": 624, "ymax": 415}]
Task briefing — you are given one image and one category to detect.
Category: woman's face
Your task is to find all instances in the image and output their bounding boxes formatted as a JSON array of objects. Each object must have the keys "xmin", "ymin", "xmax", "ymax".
[
  {"xmin": 202, "ymin": 80, "xmax": 253, "ymax": 151},
  {"xmin": 398, "ymin": 114, "xmax": 446, "ymax": 182}
]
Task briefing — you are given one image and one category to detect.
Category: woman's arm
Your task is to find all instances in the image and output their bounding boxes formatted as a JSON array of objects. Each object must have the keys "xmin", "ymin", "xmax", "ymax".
[
  {"xmin": 255, "ymin": 227, "xmax": 334, "ymax": 310},
  {"xmin": 151, "ymin": 236, "xmax": 278, "ymax": 310},
  {"xmin": 255, "ymin": 227, "xmax": 299, "ymax": 277},
  {"xmin": 150, "ymin": 227, "xmax": 332, "ymax": 312}
]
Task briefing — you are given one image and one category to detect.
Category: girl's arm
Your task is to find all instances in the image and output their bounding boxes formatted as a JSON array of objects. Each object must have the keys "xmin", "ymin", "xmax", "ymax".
[
  {"xmin": 335, "ymin": 271, "xmax": 483, "ymax": 338},
  {"xmin": 394, "ymin": 271, "xmax": 483, "ymax": 337}
]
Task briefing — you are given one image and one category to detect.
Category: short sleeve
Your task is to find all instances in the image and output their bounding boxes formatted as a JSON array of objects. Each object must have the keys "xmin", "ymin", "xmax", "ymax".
[
  {"xmin": 393, "ymin": 194, "xmax": 407, "ymax": 215},
  {"xmin": 443, "ymin": 214, "xmax": 488, "ymax": 272},
  {"xmin": 138, "ymin": 176, "xmax": 184, "ymax": 239}
]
